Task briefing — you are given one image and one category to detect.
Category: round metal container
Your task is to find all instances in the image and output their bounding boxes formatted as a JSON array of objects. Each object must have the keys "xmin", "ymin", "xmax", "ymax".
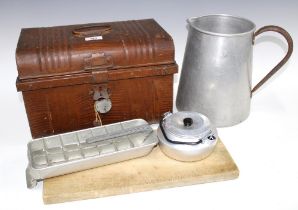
[{"xmin": 157, "ymin": 111, "xmax": 218, "ymax": 162}]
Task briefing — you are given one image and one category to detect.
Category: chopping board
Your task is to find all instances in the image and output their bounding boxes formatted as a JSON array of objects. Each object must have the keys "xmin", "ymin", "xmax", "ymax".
[{"xmin": 43, "ymin": 139, "xmax": 239, "ymax": 204}]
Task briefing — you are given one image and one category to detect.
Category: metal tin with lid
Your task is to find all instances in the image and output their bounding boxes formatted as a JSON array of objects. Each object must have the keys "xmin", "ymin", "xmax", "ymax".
[{"xmin": 157, "ymin": 111, "xmax": 218, "ymax": 161}]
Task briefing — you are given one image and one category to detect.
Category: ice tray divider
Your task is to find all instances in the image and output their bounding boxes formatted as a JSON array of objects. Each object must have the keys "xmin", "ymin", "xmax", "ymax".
[
  {"xmin": 41, "ymin": 138, "xmax": 50, "ymax": 166},
  {"xmin": 92, "ymin": 125, "xmax": 109, "ymax": 156},
  {"xmin": 103, "ymin": 125, "xmax": 109, "ymax": 137},
  {"xmin": 140, "ymin": 130, "xmax": 152, "ymax": 145},
  {"xmin": 58, "ymin": 135, "xmax": 68, "ymax": 162},
  {"xmin": 101, "ymin": 125, "xmax": 118, "ymax": 152},
  {"xmin": 119, "ymin": 121, "xmax": 135, "ymax": 148},
  {"xmin": 89, "ymin": 128, "xmax": 101, "ymax": 155},
  {"xmin": 127, "ymin": 135, "xmax": 135, "ymax": 148},
  {"xmin": 113, "ymin": 141, "xmax": 119, "ymax": 152},
  {"xmin": 75, "ymin": 132, "xmax": 87, "ymax": 158}
]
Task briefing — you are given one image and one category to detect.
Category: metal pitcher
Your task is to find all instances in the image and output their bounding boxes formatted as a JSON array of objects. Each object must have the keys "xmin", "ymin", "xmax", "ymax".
[{"xmin": 176, "ymin": 14, "xmax": 293, "ymax": 127}]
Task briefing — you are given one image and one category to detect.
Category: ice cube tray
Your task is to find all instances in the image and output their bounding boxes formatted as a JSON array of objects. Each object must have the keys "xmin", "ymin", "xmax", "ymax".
[{"xmin": 26, "ymin": 119, "xmax": 157, "ymax": 188}]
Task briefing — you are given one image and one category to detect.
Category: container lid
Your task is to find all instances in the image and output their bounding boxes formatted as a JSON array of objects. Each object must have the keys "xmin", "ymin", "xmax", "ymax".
[
  {"xmin": 161, "ymin": 111, "xmax": 215, "ymax": 144},
  {"xmin": 16, "ymin": 19, "xmax": 175, "ymax": 80}
]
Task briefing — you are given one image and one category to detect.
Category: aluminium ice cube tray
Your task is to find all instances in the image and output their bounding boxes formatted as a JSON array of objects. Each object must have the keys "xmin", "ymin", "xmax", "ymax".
[{"xmin": 26, "ymin": 119, "xmax": 157, "ymax": 188}]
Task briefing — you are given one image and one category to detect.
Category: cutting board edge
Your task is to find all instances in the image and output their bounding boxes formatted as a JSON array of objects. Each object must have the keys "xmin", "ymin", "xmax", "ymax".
[{"xmin": 43, "ymin": 169, "xmax": 239, "ymax": 204}]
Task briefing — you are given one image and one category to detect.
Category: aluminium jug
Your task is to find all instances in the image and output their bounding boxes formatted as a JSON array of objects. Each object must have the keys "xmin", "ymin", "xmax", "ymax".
[{"xmin": 176, "ymin": 14, "xmax": 293, "ymax": 127}]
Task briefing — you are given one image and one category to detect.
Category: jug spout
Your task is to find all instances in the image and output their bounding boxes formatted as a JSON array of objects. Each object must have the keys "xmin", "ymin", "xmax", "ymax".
[{"xmin": 185, "ymin": 14, "xmax": 256, "ymax": 36}]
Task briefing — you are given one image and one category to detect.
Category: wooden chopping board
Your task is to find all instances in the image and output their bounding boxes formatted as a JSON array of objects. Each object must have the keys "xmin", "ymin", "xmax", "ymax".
[{"xmin": 43, "ymin": 139, "xmax": 239, "ymax": 204}]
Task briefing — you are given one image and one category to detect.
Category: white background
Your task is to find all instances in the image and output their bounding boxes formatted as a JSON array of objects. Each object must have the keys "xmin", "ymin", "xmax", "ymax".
[{"xmin": 0, "ymin": 0, "xmax": 298, "ymax": 209}]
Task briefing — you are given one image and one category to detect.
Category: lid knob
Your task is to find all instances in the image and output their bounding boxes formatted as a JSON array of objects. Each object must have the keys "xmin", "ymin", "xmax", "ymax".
[{"xmin": 183, "ymin": 118, "xmax": 193, "ymax": 127}]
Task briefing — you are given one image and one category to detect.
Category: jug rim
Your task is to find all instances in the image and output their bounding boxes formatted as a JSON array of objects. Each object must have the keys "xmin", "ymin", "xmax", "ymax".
[{"xmin": 187, "ymin": 14, "xmax": 256, "ymax": 37}]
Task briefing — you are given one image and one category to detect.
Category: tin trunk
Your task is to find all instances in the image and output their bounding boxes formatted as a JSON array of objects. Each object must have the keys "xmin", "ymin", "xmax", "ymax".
[{"xmin": 16, "ymin": 19, "xmax": 177, "ymax": 138}]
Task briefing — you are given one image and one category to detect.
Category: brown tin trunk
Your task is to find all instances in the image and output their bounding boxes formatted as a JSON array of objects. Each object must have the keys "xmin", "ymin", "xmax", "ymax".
[{"xmin": 16, "ymin": 19, "xmax": 177, "ymax": 138}]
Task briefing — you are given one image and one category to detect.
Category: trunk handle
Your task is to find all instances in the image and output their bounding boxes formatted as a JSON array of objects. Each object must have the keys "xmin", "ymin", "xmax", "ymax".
[{"xmin": 73, "ymin": 25, "xmax": 112, "ymax": 37}]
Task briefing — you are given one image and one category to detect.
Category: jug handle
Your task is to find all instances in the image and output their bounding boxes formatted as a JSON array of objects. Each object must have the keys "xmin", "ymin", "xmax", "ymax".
[{"xmin": 252, "ymin": 25, "xmax": 293, "ymax": 94}]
